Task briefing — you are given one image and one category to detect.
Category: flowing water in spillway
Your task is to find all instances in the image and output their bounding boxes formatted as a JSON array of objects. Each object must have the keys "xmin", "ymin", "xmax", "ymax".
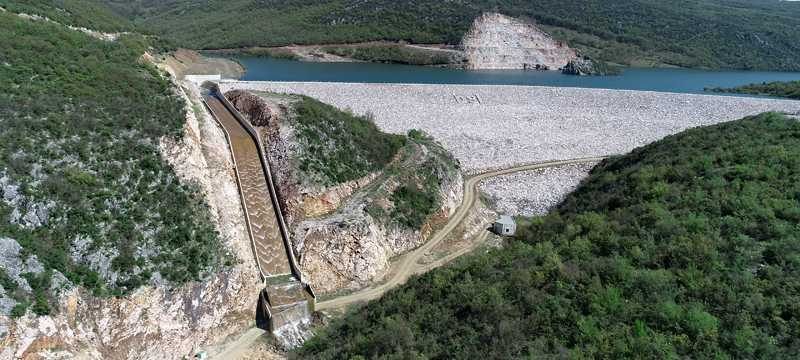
[
  {"xmin": 204, "ymin": 95, "xmax": 292, "ymax": 277},
  {"xmin": 227, "ymin": 56, "xmax": 800, "ymax": 96}
]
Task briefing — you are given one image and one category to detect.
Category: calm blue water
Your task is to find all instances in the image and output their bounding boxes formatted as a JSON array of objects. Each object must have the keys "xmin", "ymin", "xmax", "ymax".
[{"xmin": 231, "ymin": 56, "xmax": 800, "ymax": 96}]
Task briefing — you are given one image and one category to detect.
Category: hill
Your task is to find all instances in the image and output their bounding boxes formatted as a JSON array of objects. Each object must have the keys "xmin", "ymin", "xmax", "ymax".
[
  {"xmin": 295, "ymin": 112, "xmax": 800, "ymax": 358},
  {"xmin": 0, "ymin": 7, "xmax": 223, "ymax": 318},
  {"xmin": 0, "ymin": 0, "xmax": 132, "ymax": 32},
  {"xmin": 710, "ymin": 81, "xmax": 800, "ymax": 100},
  {"xmin": 100, "ymin": 0, "xmax": 800, "ymax": 71}
]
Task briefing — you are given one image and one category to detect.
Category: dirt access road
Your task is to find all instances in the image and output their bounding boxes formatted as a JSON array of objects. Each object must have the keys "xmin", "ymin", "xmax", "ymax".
[
  {"xmin": 316, "ymin": 156, "xmax": 606, "ymax": 310},
  {"xmin": 208, "ymin": 156, "xmax": 605, "ymax": 359}
]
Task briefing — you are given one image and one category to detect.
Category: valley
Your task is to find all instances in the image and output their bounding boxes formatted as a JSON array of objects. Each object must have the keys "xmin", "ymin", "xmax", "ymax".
[{"xmin": 2, "ymin": 1, "xmax": 800, "ymax": 358}]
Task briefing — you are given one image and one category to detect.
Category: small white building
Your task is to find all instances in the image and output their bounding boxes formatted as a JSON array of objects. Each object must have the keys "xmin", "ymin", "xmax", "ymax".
[
  {"xmin": 185, "ymin": 74, "xmax": 222, "ymax": 84},
  {"xmin": 493, "ymin": 215, "xmax": 516, "ymax": 236}
]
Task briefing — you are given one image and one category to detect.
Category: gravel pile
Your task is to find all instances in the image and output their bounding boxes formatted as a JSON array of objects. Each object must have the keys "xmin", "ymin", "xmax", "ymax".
[
  {"xmin": 222, "ymin": 81, "xmax": 800, "ymax": 174},
  {"xmin": 480, "ymin": 162, "xmax": 598, "ymax": 216}
]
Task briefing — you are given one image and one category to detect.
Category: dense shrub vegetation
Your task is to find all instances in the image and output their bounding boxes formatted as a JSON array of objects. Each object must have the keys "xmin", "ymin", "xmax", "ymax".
[
  {"xmin": 100, "ymin": 0, "xmax": 800, "ymax": 71},
  {"xmin": 385, "ymin": 130, "xmax": 452, "ymax": 229},
  {"xmin": 292, "ymin": 96, "xmax": 405, "ymax": 186},
  {"xmin": 0, "ymin": 10, "xmax": 224, "ymax": 315},
  {"xmin": 0, "ymin": 0, "xmax": 131, "ymax": 32},
  {"xmin": 296, "ymin": 113, "xmax": 800, "ymax": 358},
  {"xmin": 709, "ymin": 81, "xmax": 800, "ymax": 100}
]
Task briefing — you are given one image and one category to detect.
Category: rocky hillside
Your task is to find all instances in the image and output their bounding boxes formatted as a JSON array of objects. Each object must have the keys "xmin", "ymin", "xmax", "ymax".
[
  {"xmin": 226, "ymin": 91, "xmax": 463, "ymax": 293},
  {"xmin": 0, "ymin": 7, "xmax": 274, "ymax": 359},
  {"xmin": 103, "ymin": 0, "xmax": 800, "ymax": 71},
  {"xmin": 462, "ymin": 13, "xmax": 576, "ymax": 70}
]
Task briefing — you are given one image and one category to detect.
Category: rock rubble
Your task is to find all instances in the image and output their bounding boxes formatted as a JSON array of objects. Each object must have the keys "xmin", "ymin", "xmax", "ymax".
[
  {"xmin": 223, "ymin": 82, "xmax": 800, "ymax": 174},
  {"xmin": 480, "ymin": 162, "xmax": 598, "ymax": 216}
]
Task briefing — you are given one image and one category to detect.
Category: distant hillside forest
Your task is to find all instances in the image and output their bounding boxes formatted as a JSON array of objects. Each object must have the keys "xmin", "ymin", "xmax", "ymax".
[
  {"xmin": 98, "ymin": 0, "xmax": 800, "ymax": 71},
  {"xmin": 0, "ymin": 0, "xmax": 132, "ymax": 32},
  {"xmin": 710, "ymin": 81, "xmax": 800, "ymax": 100},
  {"xmin": 296, "ymin": 113, "xmax": 800, "ymax": 359},
  {"xmin": 0, "ymin": 6, "xmax": 224, "ymax": 317}
]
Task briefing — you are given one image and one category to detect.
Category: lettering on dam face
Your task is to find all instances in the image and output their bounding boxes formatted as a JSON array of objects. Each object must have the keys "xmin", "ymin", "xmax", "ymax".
[{"xmin": 452, "ymin": 93, "xmax": 482, "ymax": 105}]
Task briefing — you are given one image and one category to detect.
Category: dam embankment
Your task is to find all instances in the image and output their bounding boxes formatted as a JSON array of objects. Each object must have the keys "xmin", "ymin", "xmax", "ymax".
[{"xmin": 221, "ymin": 82, "xmax": 800, "ymax": 174}]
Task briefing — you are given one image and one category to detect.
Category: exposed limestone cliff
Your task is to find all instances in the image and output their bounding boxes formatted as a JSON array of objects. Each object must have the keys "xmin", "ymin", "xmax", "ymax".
[
  {"xmin": 226, "ymin": 91, "xmax": 463, "ymax": 293},
  {"xmin": 462, "ymin": 13, "xmax": 577, "ymax": 70}
]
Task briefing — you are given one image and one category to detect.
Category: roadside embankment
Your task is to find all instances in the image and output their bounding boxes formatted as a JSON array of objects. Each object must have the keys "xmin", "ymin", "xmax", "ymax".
[{"xmin": 206, "ymin": 42, "xmax": 464, "ymax": 66}]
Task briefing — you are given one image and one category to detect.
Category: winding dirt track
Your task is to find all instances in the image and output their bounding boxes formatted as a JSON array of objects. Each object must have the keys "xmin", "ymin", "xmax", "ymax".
[
  {"xmin": 316, "ymin": 156, "xmax": 606, "ymax": 310},
  {"xmin": 208, "ymin": 157, "xmax": 606, "ymax": 358}
]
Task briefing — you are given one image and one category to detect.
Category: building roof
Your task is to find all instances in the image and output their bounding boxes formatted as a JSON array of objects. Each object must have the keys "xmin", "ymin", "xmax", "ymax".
[{"xmin": 496, "ymin": 215, "xmax": 515, "ymax": 225}]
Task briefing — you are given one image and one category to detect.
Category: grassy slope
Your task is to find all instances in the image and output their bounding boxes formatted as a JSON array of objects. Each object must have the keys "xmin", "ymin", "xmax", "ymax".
[
  {"xmin": 101, "ymin": 0, "xmax": 800, "ymax": 71},
  {"xmin": 710, "ymin": 81, "xmax": 800, "ymax": 100},
  {"xmin": 295, "ymin": 113, "xmax": 800, "ymax": 359},
  {"xmin": 0, "ymin": 9, "xmax": 223, "ymax": 315}
]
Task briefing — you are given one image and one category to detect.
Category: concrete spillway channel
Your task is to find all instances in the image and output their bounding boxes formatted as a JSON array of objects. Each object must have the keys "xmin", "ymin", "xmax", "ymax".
[{"xmin": 203, "ymin": 89, "xmax": 314, "ymax": 338}]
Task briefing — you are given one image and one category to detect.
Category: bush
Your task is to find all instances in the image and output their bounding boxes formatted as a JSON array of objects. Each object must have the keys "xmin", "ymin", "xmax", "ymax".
[
  {"xmin": 292, "ymin": 96, "xmax": 405, "ymax": 185},
  {"xmin": 708, "ymin": 80, "xmax": 800, "ymax": 100},
  {"xmin": 102, "ymin": 0, "xmax": 800, "ymax": 71}
]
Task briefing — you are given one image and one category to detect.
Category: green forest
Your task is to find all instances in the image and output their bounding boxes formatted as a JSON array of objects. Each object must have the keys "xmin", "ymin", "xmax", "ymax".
[
  {"xmin": 99, "ymin": 0, "xmax": 800, "ymax": 71},
  {"xmin": 296, "ymin": 112, "xmax": 800, "ymax": 358},
  {"xmin": 0, "ymin": 9, "xmax": 224, "ymax": 315},
  {"xmin": 710, "ymin": 81, "xmax": 800, "ymax": 100},
  {"xmin": 0, "ymin": 0, "xmax": 132, "ymax": 32}
]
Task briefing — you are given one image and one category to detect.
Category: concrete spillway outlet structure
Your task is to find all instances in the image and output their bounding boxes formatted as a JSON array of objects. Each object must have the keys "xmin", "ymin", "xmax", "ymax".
[
  {"xmin": 201, "ymin": 82, "xmax": 315, "ymax": 343},
  {"xmin": 260, "ymin": 276, "xmax": 316, "ymax": 333}
]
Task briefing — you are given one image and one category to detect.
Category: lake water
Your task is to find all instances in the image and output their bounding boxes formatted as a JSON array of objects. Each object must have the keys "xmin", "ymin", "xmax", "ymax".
[{"xmin": 232, "ymin": 56, "xmax": 800, "ymax": 95}]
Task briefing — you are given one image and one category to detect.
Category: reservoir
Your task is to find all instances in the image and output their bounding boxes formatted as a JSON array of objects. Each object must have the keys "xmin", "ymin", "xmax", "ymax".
[{"xmin": 232, "ymin": 56, "xmax": 800, "ymax": 96}]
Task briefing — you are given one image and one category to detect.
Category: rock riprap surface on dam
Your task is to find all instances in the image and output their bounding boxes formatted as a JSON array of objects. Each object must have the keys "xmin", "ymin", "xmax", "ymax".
[
  {"xmin": 222, "ymin": 82, "xmax": 800, "ymax": 174},
  {"xmin": 480, "ymin": 162, "xmax": 598, "ymax": 216}
]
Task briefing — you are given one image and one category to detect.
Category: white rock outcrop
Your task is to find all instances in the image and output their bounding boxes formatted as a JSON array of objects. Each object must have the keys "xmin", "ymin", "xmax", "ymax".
[{"xmin": 462, "ymin": 13, "xmax": 577, "ymax": 70}]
